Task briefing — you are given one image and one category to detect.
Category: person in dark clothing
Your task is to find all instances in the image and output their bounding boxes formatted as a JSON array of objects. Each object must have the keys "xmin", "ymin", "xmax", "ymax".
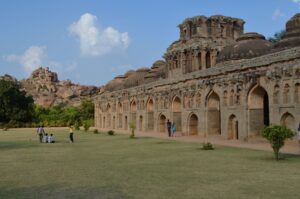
[{"xmin": 167, "ymin": 120, "xmax": 172, "ymax": 137}]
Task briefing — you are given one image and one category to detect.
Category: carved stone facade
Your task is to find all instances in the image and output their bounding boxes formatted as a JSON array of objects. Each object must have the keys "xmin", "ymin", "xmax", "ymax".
[{"xmin": 94, "ymin": 14, "xmax": 300, "ymax": 140}]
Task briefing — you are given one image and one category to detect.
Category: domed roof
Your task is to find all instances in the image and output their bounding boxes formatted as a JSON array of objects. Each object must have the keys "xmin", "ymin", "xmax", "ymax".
[
  {"xmin": 275, "ymin": 13, "xmax": 300, "ymax": 49},
  {"xmin": 217, "ymin": 32, "xmax": 273, "ymax": 62}
]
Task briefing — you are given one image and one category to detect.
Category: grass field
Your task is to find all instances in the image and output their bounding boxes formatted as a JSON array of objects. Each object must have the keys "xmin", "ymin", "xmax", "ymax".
[{"xmin": 0, "ymin": 128, "xmax": 299, "ymax": 199}]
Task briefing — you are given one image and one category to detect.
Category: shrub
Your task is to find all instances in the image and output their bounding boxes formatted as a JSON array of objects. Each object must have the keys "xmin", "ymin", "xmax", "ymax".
[
  {"xmin": 201, "ymin": 142, "xmax": 214, "ymax": 150},
  {"xmin": 74, "ymin": 121, "xmax": 81, "ymax": 131},
  {"xmin": 83, "ymin": 120, "xmax": 91, "ymax": 132},
  {"xmin": 93, "ymin": 129, "xmax": 99, "ymax": 134},
  {"xmin": 129, "ymin": 122, "xmax": 136, "ymax": 138},
  {"xmin": 107, "ymin": 130, "xmax": 115, "ymax": 136},
  {"xmin": 262, "ymin": 125, "xmax": 295, "ymax": 160}
]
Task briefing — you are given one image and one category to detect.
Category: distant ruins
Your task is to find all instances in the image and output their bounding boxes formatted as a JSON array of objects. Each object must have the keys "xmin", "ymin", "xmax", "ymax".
[{"xmin": 94, "ymin": 14, "xmax": 300, "ymax": 140}]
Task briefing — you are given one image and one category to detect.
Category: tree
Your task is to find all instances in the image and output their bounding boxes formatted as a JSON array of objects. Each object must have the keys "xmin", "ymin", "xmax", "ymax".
[
  {"xmin": 0, "ymin": 80, "xmax": 34, "ymax": 124},
  {"xmin": 129, "ymin": 122, "xmax": 136, "ymax": 138},
  {"xmin": 79, "ymin": 99, "xmax": 94, "ymax": 121},
  {"xmin": 262, "ymin": 125, "xmax": 295, "ymax": 160},
  {"xmin": 268, "ymin": 30, "xmax": 286, "ymax": 43}
]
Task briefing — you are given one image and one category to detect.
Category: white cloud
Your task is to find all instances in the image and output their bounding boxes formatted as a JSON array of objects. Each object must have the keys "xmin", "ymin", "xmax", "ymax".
[
  {"xmin": 69, "ymin": 13, "xmax": 130, "ymax": 57},
  {"xmin": 3, "ymin": 46, "xmax": 47, "ymax": 72},
  {"xmin": 272, "ymin": 9, "xmax": 284, "ymax": 20}
]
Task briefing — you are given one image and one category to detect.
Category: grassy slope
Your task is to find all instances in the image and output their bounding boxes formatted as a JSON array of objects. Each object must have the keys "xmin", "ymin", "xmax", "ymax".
[{"xmin": 0, "ymin": 128, "xmax": 299, "ymax": 199}]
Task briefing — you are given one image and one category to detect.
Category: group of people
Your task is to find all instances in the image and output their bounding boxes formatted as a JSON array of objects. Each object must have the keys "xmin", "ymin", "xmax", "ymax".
[
  {"xmin": 36, "ymin": 126, "xmax": 55, "ymax": 143},
  {"xmin": 167, "ymin": 120, "xmax": 176, "ymax": 137}
]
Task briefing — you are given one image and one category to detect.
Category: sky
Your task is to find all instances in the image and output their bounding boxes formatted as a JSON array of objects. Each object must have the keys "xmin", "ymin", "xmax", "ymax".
[{"xmin": 0, "ymin": 0, "xmax": 299, "ymax": 86}]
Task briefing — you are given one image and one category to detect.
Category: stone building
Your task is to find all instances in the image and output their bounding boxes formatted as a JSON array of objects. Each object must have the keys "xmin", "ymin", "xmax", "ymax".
[{"xmin": 94, "ymin": 14, "xmax": 300, "ymax": 140}]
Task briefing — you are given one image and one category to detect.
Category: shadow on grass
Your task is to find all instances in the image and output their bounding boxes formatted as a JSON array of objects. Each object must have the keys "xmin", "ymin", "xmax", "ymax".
[
  {"xmin": 0, "ymin": 141, "xmax": 38, "ymax": 151},
  {"xmin": 0, "ymin": 184, "xmax": 130, "ymax": 199}
]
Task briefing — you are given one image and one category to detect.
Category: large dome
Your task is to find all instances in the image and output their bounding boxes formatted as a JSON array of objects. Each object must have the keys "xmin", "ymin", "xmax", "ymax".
[
  {"xmin": 217, "ymin": 32, "xmax": 273, "ymax": 63},
  {"xmin": 275, "ymin": 13, "xmax": 300, "ymax": 49}
]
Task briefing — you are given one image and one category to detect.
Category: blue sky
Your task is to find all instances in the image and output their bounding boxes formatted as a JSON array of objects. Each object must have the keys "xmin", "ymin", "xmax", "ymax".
[{"xmin": 0, "ymin": 0, "xmax": 299, "ymax": 86}]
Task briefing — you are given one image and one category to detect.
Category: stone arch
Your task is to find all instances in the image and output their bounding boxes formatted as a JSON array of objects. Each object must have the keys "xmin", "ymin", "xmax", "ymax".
[
  {"xmin": 172, "ymin": 96, "xmax": 182, "ymax": 132},
  {"xmin": 228, "ymin": 114, "xmax": 238, "ymax": 140},
  {"xmin": 206, "ymin": 51, "xmax": 211, "ymax": 69},
  {"xmin": 103, "ymin": 116, "xmax": 106, "ymax": 128},
  {"xmin": 130, "ymin": 101, "xmax": 137, "ymax": 127},
  {"xmin": 158, "ymin": 114, "xmax": 167, "ymax": 133},
  {"xmin": 248, "ymin": 85, "xmax": 269, "ymax": 136},
  {"xmin": 107, "ymin": 103, "xmax": 111, "ymax": 113},
  {"xmin": 295, "ymin": 83, "xmax": 300, "ymax": 103},
  {"xmin": 124, "ymin": 116, "xmax": 128, "ymax": 130},
  {"xmin": 146, "ymin": 98, "xmax": 154, "ymax": 131},
  {"xmin": 139, "ymin": 115, "xmax": 143, "ymax": 131},
  {"xmin": 283, "ymin": 84, "xmax": 290, "ymax": 104},
  {"xmin": 206, "ymin": 91, "xmax": 221, "ymax": 135},
  {"xmin": 112, "ymin": 116, "xmax": 116, "ymax": 129},
  {"xmin": 197, "ymin": 52, "xmax": 202, "ymax": 70},
  {"xmin": 188, "ymin": 113, "xmax": 198, "ymax": 136},
  {"xmin": 280, "ymin": 112, "xmax": 295, "ymax": 130}
]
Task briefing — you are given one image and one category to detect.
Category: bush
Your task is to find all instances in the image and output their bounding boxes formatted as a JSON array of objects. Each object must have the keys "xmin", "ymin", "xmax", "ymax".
[
  {"xmin": 201, "ymin": 142, "xmax": 214, "ymax": 150},
  {"xmin": 262, "ymin": 125, "xmax": 295, "ymax": 160},
  {"xmin": 74, "ymin": 121, "xmax": 81, "ymax": 131},
  {"xmin": 129, "ymin": 122, "xmax": 136, "ymax": 138},
  {"xmin": 93, "ymin": 129, "xmax": 99, "ymax": 134},
  {"xmin": 83, "ymin": 120, "xmax": 91, "ymax": 132},
  {"xmin": 107, "ymin": 130, "xmax": 115, "ymax": 136}
]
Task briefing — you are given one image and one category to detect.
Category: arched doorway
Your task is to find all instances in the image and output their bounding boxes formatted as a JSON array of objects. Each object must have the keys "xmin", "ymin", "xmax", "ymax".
[
  {"xmin": 118, "ymin": 102, "xmax": 123, "ymax": 128},
  {"xmin": 112, "ymin": 116, "xmax": 115, "ymax": 129},
  {"xmin": 248, "ymin": 85, "xmax": 269, "ymax": 136},
  {"xmin": 103, "ymin": 117, "xmax": 106, "ymax": 128},
  {"xmin": 188, "ymin": 114, "xmax": 198, "ymax": 136},
  {"xmin": 172, "ymin": 96, "xmax": 182, "ymax": 132},
  {"xmin": 139, "ymin": 115, "xmax": 143, "ymax": 131},
  {"xmin": 280, "ymin": 112, "xmax": 295, "ymax": 130},
  {"xmin": 207, "ymin": 91, "xmax": 221, "ymax": 135},
  {"xmin": 159, "ymin": 114, "xmax": 167, "ymax": 133},
  {"xmin": 125, "ymin": 116, "xmax": 128, "ymax": 130},
  {"xmin": 130, "ymin": 101, "xmax": 137, "ymax": 127},
  {"xmin": 147, "ymin": 99, "xmax": 154, "ymax": 131},
  {"xmin": 228, "ymin": 115, "xmax": 238, "ymax": 140}
]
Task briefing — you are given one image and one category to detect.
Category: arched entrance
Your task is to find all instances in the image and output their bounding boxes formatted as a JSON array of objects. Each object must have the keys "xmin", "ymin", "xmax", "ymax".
[
  {"xmin": 139, "ymin": 115, "xmax": 143, "ymax": 131},
  {"xmin": 112, "ymin": 116, "xmax": 115, "ymax": 129},
  {"xmin": 125, "ymin": 116, "xmax": 128, "ymax": 130},
  {"xmin": 159, "ymin": 114, "xmax": 167, "ymax": 133},
  {"xmin": 103, "ymin": 117, "xmax": 106, "ymax": 128},
  {"xmin": 228, "ymin": 115, "xmax": 238, "ymax": 140},
  {"xmin": 147, "ymin": 99, "xmax": 154, "ymax": 131},
  {"xmin": 118, "ymin": 102, "xmax": 123, "ymax": 128},
  {"xmin": 188, "ymin": 114, "xmax": 198, "ymax": 136},
  {"xmin": 172, "ymin": 96, "xmax": 182, "ymax": 132},
  {"xmin": 130, "ymin": 101, "xmax": 137, "ymax": 127},
  {"xmin": 207, "ymin": 91, "xmax": 221, "ymax": 135},
  {"xmin": 248, "ymin": 85, "xmax": 269, "ymax": 136},
  {"xmin": 280, "ymin": 112, "xmax": 295, "ymax": 130}
]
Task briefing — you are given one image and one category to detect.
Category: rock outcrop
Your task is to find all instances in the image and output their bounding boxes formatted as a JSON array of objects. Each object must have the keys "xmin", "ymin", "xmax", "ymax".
[{"xmin": 1, "ymin": 67, "xmax": 100, "ymax": 107}]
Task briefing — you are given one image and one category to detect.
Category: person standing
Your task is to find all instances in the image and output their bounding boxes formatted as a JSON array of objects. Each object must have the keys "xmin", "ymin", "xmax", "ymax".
[
  {"xmin": 298, "ymin": 123, "xmax": 300, "ymax": 145},
  {"xmin": 167, "ymin": 120, "xmax": 171, "ymax": 137},
  {"xmin": 69, "ymin": 125, "xmax": 74, "ymax": 143},
  {"xmin": 171, "ymin": 122, "xmax": 176, "ymax": 137},
  {"xmin": 36, "ymin": 126, "xmax": 44, "ymax": 143}
]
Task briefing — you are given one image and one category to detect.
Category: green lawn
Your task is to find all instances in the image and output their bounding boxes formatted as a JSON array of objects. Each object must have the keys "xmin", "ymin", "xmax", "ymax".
[{"xmin": 0, "ymin": 128, "xmax": 299, "ymax": 199}]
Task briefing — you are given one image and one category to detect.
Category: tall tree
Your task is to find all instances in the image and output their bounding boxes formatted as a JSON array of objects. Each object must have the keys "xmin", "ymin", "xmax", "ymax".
[{"xmin": 0, "ymin": 80, "xmax": 34, "ymax": 124}]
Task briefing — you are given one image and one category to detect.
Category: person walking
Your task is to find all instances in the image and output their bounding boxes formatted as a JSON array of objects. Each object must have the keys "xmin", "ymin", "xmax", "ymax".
[
  {"xmin": 167, "ymin": 120, "xmax": 172, "ymax": 137},
  {"xmin": 69, "ymin": 125, "xmax": 74, "ymax": 143},
  {"xmin": 171, "ymin": 122, "xmax": 176, "ymax": 137}
]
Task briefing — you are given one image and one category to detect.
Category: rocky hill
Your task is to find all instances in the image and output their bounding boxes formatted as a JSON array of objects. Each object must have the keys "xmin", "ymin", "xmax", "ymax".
[{"xmin": 1, "ymin": 67, "xmax": 101, "ymax": 107}]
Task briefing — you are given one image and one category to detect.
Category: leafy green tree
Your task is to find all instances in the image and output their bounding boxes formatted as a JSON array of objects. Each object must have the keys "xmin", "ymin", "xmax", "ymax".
[
  {"xmin": 129, "ymin": 122, "xmax": 136, "ymax": 138},
  {"xmin": 262, "ymin": 125, "xmax": 295, "ymax": 160},
  {"xmin": 79, "ymin": 99, "xmax": 94, "ymax": 120},
  {"xmin": 268, "ymin": 30, "xmax": 286, "ymax": 43},
  {"xmin": 0, "ymin": 80, "xmax": 34, "ymax": 124}
]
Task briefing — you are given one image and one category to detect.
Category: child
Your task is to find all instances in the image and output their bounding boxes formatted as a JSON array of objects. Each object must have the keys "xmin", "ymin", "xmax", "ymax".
[
  {"xmin": 43, "ymin": 133, "xmax": 48, "ymax": 143},
  {"xmin": 171, "ymin": 122, "xmax": 176, "ymax": 137},
  {"xmin": 48, "ymin": 134, "xmax": 55, "ymax": 143},
  {"xmin": 69, "ymin": 125, "xmax": 74, "ymax": 143}
]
